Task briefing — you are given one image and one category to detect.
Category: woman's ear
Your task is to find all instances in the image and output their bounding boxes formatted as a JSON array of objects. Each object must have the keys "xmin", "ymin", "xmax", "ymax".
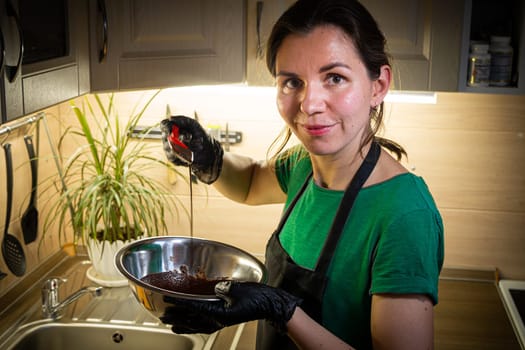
[{"xmin": 371, "ymin": 65, "xmax": 391, "ymax": 107}]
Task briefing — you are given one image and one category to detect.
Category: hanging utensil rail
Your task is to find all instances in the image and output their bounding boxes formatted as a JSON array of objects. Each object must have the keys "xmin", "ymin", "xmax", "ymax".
[{"xmin": 0, "ymin": 113, "xmax": 44, "ymax": 136}]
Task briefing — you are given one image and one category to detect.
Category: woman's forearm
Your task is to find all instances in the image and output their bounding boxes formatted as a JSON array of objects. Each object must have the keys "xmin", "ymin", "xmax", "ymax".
[
  {"xmin": 287, "ymin": 308, "xmax": 355, "ymax": 350},
  {"xmin": 213, "ymin": 152, "xmax": 286, "ymax": 205},
  {"xmin": 213, "ymin": 152, "xmax": 258, "ymax": 203}
]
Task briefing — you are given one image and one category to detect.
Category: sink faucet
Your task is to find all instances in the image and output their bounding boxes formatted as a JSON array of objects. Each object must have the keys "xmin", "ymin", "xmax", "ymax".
[{"xmin": 42, "ymin": 277, "xmax": 103, "ymax": 319}]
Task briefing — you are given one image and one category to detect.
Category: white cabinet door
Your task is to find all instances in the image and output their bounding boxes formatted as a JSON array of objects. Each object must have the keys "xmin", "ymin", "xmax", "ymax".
[
  {"xmin": 362, "ymin": 0, "xmax": 464, "ymax": 91},
  {"xmin": 364, "ymin": 0, "xmax": 433, "ymax": 91},
  {"xmin": 246, "ymin": 0, "xmax": 464, "ymax": 92},
  {"xmin": 246, "ymin": 0, "xmax": 294, "ymax": 86},
  {"xmin": 90, "ymin": 0, "xmax": 245, "ymax": 92}
]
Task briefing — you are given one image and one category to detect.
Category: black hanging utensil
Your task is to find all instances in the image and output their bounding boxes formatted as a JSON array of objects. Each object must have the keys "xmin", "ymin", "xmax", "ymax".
[
  {"xmin": 2, "ymin": 143, "xmax": 26, "ymax": 276},
  {"xmin": 21, "ymin": 135, "xmax": 39, "ymax": 244}
]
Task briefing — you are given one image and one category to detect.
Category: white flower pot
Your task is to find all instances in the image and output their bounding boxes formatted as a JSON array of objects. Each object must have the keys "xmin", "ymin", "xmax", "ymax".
[{"xmin": 86, "ymin": 239, "xmax": 129, "ymax": 287}]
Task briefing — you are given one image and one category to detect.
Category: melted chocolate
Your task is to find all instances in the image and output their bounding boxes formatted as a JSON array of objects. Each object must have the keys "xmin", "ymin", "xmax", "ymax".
[{"xmin": 141, "ymin": 266, "xmax": 228, "ymax": 295}]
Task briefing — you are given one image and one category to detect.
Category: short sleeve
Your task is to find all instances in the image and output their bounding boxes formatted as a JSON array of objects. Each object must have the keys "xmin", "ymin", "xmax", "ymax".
[{"xmin": 370, "ymin": 208, "xmax": 444, "ymax": 304}]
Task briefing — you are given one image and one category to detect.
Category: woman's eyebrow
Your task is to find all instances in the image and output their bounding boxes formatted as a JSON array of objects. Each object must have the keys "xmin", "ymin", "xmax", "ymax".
[
  {"xmin": 276, "ymin": 62, "xmax": 351, "ymax": 77},
  {"xmin": 319, "ymin": 62, "xmax": 351, "ymax": 73},
  {"xmin": 275, "ymin": 70, "xmax": 298, "ymax": 78}
]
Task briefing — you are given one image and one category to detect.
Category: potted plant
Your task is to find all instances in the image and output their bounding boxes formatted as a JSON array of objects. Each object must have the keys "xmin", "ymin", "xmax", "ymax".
[{"xmin": 43, "ymin": 91, "xmax": 186, "ymax": 286}]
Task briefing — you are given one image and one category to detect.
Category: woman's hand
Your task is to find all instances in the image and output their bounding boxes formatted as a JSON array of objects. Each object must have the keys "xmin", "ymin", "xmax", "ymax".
[
  {"xmin": 160, "ymin": 115, "xmax": 223, "ymax": 184},
  {"xmin": 160, "ymin": 281, "xmax": 301, "ymax": 334}
]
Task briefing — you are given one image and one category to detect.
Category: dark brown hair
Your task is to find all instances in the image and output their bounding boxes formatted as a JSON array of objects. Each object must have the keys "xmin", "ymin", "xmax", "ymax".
[{"xmin": 266, "ymin": 0, "xmax": 406, "ymax": 160}]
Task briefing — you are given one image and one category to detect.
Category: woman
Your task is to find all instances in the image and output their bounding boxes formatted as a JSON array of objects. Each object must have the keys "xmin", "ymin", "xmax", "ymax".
[{"xmin": 160, "ymin": 0, "xmax": 443, "ymax": 349}]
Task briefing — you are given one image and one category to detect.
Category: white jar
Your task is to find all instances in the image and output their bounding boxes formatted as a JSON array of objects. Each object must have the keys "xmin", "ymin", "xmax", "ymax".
[
  {"xmin": 489, "ymin": 36, "xmax": 513, "ymax": 86},
  {"xmin": 467, "ymin": 42, "xmax": 491, "ymax": 87}
]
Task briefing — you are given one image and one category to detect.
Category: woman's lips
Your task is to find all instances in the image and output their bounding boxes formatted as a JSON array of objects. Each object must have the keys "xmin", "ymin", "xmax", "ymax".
[{"xmin": 302, "ymin": 123, "xmax": 333, "ymax": 136}]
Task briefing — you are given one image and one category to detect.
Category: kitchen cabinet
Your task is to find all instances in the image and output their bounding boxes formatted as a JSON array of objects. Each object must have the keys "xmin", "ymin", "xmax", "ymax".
[
  {"xmin": 246, "ymin": 0, "xmax": 464, "ymax": 92},
  {"xmin": 364, "ymin": 0, "xmax": 464, "ymax": 92},
  {"xmin": 0, "ymin": 0, "xmax": 90, "ymax": 123},
  {"xmin": 245, "ymin": 0, "xmax": 294, "ymax": 86},
  {"xmin": 89, "ymin": 0, "xmax": 245, "ymax": 92},
  {"xmin": 458, "ymin": 0, "xmax": 525, "ymax": 95},
  {"xmin": 0, "ymin": 0, "xmax": 24, "ymax": 122}
]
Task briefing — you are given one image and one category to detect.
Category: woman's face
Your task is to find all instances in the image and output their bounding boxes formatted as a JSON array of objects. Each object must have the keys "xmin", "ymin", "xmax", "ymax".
[{"xmin": 275, "ymin": 25, "xmax": 390, "ymax": 158}]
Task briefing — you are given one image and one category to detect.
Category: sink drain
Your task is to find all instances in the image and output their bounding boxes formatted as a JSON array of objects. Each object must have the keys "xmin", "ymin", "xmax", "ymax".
[{"xmin": 112, "ymin": 331, "xmax": 124, "ymax": 343}]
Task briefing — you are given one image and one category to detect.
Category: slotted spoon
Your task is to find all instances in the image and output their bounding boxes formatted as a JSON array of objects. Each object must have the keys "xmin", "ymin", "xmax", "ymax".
[{"xmin": 2, "ymin": 143, "xmax": 26, "ymax": 276}]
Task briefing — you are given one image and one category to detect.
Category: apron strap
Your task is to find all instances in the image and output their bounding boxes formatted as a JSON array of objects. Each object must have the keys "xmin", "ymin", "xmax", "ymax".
[
  {"xmin": 273, "ymin": 172, "xmax": 313, "ymax": 235},
  {"xmin": 315, "ymin": 141, "xmax": 381, "ymax": 275}
]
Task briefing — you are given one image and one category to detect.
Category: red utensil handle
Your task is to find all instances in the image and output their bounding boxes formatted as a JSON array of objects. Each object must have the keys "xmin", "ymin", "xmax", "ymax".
[{"xmin": 168, "ymin": 126, "xmax": 189, "ymax": 149}]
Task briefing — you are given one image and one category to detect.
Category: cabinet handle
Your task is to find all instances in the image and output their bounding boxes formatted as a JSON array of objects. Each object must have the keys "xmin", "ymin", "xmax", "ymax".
[
  {"xmin": 0, "ymin": 24, "xmax": 5, "ymax": 75},
  {"xmin": 4, "ymin": 0, "xmax": 23, "ymax": 83},
  {"xmin": 256, "ymin": 1, "xmax": 264, "ymax": 59},
  {"xmin": 97, "ymin": 0, "xmax": 108, "ymax": 63}
]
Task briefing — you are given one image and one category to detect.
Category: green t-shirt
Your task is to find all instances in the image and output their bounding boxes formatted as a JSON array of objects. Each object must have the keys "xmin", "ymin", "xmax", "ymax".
[{"xmin": 275, "ymin": 147, "xmax": 444, "ymax": 349}]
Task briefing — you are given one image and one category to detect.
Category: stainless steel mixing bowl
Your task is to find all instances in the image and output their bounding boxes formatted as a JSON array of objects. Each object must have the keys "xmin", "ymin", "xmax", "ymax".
[{"xmin": 115, "ymin": 236, "xmax": 267, "ymax": 318}]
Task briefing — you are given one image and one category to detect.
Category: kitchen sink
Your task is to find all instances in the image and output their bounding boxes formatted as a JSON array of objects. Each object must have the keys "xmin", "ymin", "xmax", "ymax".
[
  {"xmin": 0, "ymin": 249, "xmax": 237, "ymax": 350},
  {"xmin": 2, "ymin": 322, "xmax": 205, "ymax": 350}
]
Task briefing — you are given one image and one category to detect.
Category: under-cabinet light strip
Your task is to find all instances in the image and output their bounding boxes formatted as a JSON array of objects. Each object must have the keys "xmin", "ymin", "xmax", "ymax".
[
  {"xmin": 169, "ymin": 85, "xmax": 437, "ymax": 105},
  {"xmin": 384, "ymin": 91, "xmax": 437, "ymax": 104}
]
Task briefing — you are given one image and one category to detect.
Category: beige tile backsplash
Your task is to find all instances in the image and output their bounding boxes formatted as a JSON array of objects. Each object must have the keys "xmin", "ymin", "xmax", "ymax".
[{"xmin": 0, "ymin": 87, "xmax": 524, "ymax": 297}]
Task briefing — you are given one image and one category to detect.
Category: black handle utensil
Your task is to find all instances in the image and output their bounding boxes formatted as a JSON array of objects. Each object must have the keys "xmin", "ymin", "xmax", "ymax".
[
  {"xmin": 2, "ymin": 143, "xmax": 26, "ymax": 276},
  {"xmin": 21, "ymin": 135, "xmax": 39, "ymax": 244}
]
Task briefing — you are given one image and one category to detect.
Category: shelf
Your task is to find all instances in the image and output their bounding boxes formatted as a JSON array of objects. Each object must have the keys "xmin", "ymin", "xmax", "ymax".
[
  {"xmin": 458, "ymin": 0, "xmax": 525, "ymax": 94},
  {"xmin": 462, "ymin": 86, "xmax": 523, "ymax": 95}
]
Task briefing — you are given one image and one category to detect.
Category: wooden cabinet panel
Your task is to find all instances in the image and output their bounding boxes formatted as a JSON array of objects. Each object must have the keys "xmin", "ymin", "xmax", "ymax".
[{"xmin": 90, "ymin": 0, "xmax": 245, "ymax": 91}]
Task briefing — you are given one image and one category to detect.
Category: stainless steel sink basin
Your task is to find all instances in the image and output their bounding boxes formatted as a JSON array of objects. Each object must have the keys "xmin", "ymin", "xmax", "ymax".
[
  {"xmin": 0, "ymin": 250, "xmax": 230, "ymax": 350},
  {"xmin": 0, "ymin": 254, "xmax": 219, "ymax": 350},
  {"xmin": 3, "ymin": 322, "xmax": 206, "ymax": 350}
]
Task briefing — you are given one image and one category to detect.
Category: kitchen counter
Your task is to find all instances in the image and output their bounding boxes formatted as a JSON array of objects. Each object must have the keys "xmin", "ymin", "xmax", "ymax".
[
  {"xmin": 1, "ymin": 250, "xmax": 520, "ymax": 350},
  {"xmin": 233, "ymin": 268, "xmax": 522, "ymax": 350},
  {"xmin": 435, "ymin": 268, "xmax": 520, "ymax": 349}
]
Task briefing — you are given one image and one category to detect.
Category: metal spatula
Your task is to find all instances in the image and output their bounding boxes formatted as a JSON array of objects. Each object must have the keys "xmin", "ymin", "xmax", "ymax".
[{"xmin": 21, "ymin": 135, "xmax": 39, "ymax": 244}]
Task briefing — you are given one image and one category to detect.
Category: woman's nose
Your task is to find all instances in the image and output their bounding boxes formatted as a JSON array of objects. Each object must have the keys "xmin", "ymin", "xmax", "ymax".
[{"xmin": 300, "ymin": 82, "xmax": 325, "ymax": 115}]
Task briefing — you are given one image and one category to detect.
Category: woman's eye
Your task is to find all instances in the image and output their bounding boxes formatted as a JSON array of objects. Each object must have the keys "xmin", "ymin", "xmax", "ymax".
[
  {"xmin": 285, "ymin": 78, "xmax": 302, "ymax": 89},
  {"xmin": 280, "ymin": 78, "xmax": 303, "ymax": 94},
  {"xmin": 327, "ymin": 73, "xmax": 346, "ymax": 85}
]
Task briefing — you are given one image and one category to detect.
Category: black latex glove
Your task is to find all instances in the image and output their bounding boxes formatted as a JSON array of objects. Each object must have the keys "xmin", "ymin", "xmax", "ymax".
[
  {"xmin": 160, "ymin": 281, "xmax": 302, "ymax": 334},
  {"xmin": 160, "ymin": 115, "xmax": 224, "ymax": 184}
]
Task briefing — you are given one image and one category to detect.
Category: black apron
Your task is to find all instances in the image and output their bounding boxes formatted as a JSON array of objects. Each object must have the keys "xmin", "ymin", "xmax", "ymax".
[{"xmin": 256, "ymin": 141, "xmax": 381, "ymax": 350}]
